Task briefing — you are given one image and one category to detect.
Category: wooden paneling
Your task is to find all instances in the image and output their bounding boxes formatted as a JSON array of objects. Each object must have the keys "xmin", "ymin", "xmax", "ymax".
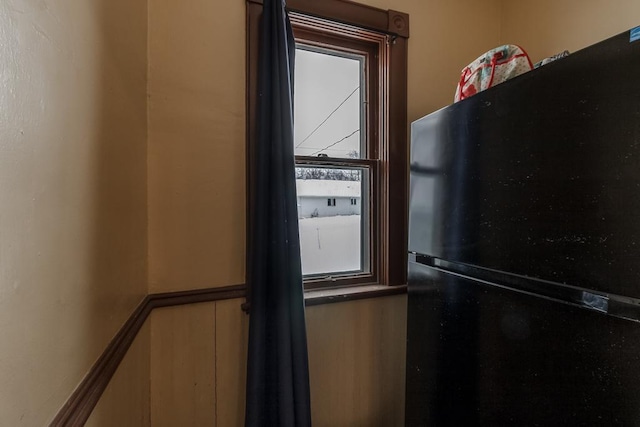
[
  {"xmin": 51, "ymin": 298, "xmax": 151, "ymax": 426},
  {"xmin": 57, "ymin": 287, "xmax": 408, "ymax": 424},
  {"xmin": 85, "ymin": 321, "xmax": 151, "ymax": 427},
  {"xmin": 147, "ymin": 299, "xmax": 249, "ymax": 426},
  {"xmin": 215, "ymin": 299, "xmax": 250, "ymax": 426},
  {"xmin": 52, "ymin": 285, "xmax": 245, "ymax": 425},
  {"xmin": 150, "ymin": 303, "xmax": 216, "ymax": 426},
  {"xmin": 306, "ymin": 294, "xmax": 407, "ymax": 427},
  {"xmin": 142, "ymin": 295, "xmax": 405, "ymax": 426}
]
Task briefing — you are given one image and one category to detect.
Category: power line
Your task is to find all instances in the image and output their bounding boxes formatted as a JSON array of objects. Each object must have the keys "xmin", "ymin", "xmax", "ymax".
[
  {"xmin": 295, "ymin": 86, "xmax": 360, "ymax": 149},
  {"xmin": 309, "ymin": 129, "xmax": 360, "ymax": 156},
  {"xmin": 301, "ymin": 147, "xmax": 352, "ymax": 152}
]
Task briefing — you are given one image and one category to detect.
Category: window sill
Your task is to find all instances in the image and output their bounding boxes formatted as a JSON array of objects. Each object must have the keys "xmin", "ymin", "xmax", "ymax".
[{"xmin": 304, "ymin": 284, "xmax": 407, "ymax": 307}]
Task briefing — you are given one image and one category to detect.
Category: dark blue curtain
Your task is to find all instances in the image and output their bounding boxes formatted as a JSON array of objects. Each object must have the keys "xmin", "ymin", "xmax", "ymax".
[{"xmin": 245, "ymin": 0, "xmax": 312, "ymax": 426}]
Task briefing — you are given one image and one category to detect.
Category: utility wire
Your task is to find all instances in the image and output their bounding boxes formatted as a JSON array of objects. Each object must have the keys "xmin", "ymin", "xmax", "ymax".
[
  {"xmin": 309, "ymin": 129, "xmax": 360, "ymax": 156},
  {"xmin": 295, "ymin": 86, "xmax": 360, "ymax": 148},
  {"xmin": 302, "ymin": 147, "xmax": 352, "ymax": 152}
]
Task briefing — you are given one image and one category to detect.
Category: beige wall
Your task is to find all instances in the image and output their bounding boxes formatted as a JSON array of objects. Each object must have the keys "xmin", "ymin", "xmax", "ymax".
[
  {"xmin": 147, "ymin": 0, "xmax": 246, "ymax": 293},
  {"xmin": 502, "ymin": 0, "xmax": 640, "ymax": 62},
  {"xmin": 362, "ymin": 0, "xmax": 503, "ymax": 117},
  {"xmin": 0, "ymin": 0, "xmax": 148, "ymax": 425}
]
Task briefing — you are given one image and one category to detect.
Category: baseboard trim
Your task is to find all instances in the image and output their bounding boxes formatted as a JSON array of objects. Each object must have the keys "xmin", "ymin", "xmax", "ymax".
[{"xmin": 49, "ymin": 284, "xmax": 246, "ymax": 427}]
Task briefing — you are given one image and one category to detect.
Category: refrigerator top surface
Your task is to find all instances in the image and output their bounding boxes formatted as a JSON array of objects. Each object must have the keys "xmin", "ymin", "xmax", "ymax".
[{"xmin": 409, "ymin": 29, "xmax": 640, "ymax": 298}]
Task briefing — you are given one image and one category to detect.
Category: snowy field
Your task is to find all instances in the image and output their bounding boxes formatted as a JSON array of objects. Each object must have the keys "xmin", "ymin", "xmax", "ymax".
[{"xmin": 298, "ymin": 215, "xmax": 361, "ymax": 275}]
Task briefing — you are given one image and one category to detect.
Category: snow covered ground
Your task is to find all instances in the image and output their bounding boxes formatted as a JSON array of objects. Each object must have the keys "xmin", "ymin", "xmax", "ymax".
[{"xmin": 298, "ymin": 215, "xmax": 361, "ymax": 276}]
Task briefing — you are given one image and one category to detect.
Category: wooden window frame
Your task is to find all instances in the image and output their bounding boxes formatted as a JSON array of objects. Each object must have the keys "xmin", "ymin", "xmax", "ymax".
[
  {"xmin": 246, "ymin": 0, "xmax": 409, "ymax": 293},
  {"xmin": 293, "ymin": 15, "xmax": 381, "ymax": 289}
]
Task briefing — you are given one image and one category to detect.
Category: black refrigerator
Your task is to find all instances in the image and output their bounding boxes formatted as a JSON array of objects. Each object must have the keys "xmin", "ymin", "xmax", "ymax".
[{"xmin": 406, "ymin": 28, "xmax": 640, "ymax": 426}]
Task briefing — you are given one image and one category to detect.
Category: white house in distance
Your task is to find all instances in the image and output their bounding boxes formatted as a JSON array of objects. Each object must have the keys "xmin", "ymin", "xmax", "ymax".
[{"xmin": 296, "ymin": 179, "xmax": 361, "ymax": 218}]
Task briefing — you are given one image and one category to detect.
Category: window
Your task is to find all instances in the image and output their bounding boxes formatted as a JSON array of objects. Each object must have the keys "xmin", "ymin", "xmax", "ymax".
[
  {"xmin": 247, "ymin": 0, "xmax": 409, "ymax": 290},
  {"xmin": 291, "ymin": 15, "xmax": 377, "ymax": 283}
]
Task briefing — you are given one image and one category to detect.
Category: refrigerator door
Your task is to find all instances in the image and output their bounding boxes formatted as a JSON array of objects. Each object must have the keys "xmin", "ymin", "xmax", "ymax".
[
  {"xmin": 409, "ymin": 30, "xmax": 640, "ymax": 299},
  {"xmin": 407, "ymin": 259, "xmax": 640, "ymax": 426}
]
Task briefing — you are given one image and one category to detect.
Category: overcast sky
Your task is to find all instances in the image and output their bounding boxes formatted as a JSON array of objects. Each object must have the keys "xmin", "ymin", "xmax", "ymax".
[{"xmin": 293, "ymin": 47, "xmax": 363, "ymax": 159}]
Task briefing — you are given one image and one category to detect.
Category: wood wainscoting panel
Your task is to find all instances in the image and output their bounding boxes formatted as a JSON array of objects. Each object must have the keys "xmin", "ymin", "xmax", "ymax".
[
  {"xmin": 150, "ymin": 302, "xmax": 216, "ymax": 426},
  {"xmin": 85, "ymin": 321, "xmax": 151, "ymax": 427},
  {"xmin": 306, "ymin": 294, "xmax": 408, "ymax": 427},
  {"xmin": 54, "ymin": 285, "xmax": 407, "ymax": 424},
  {"xmin": 215, "ymin": 298, "xmax": 250, "ymax": 426}
]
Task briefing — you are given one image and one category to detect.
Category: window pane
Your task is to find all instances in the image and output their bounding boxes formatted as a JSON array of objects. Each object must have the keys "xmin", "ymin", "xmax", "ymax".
[
  {"xmin": 294, "ymin": 47, "xmax": 364, "ymax": 159},
  {"xmin": 296, "ymin": 166, "xmax": 369, "ymax": 276}
]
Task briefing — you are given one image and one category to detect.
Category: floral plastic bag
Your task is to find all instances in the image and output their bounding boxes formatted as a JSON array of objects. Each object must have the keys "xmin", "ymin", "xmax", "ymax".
[{"xmin": 455, "ymin": 45, "xmax": 533, "ymax": 102}]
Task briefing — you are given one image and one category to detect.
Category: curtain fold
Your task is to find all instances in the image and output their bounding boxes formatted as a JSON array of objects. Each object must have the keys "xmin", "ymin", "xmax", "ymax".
[{"xmin": 245, "ymin": 0, "xmax": 312, "ymax": 426}]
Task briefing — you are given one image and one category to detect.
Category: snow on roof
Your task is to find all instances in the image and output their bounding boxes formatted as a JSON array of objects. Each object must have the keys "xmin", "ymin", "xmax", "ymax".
[{"xmin": 296, "ymin": 179, "xmax": 361, "ymax": 198}]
